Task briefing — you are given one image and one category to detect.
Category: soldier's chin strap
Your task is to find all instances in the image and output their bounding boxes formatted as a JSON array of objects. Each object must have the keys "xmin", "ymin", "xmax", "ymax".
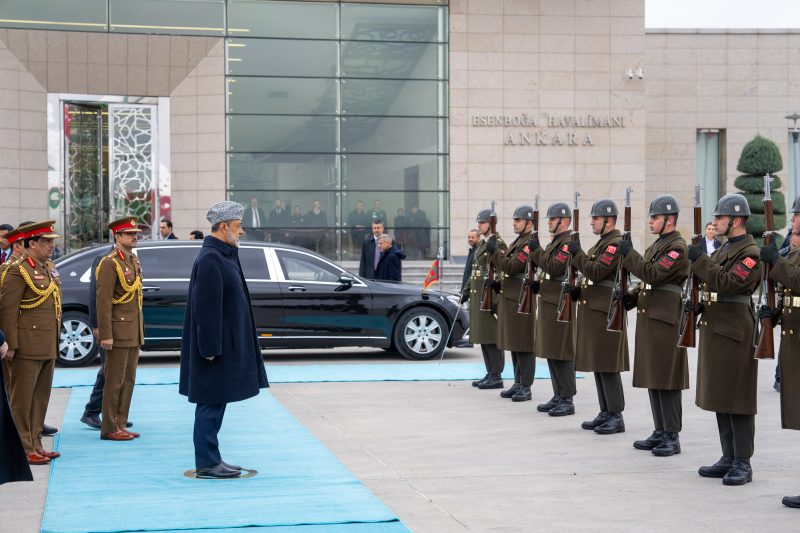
[
  {"xmin": 656, "ymin": 215, "xmax": 668, "ymax": 236},
  {"xmin": 723, "ymin": 216, "xmax": 736, "ymax": 237}
]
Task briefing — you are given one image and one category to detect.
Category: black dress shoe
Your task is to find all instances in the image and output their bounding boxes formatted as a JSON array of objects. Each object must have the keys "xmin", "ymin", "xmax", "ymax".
[
  {"xmin": 472, "ymin": 373, "xmax": 490, "ymax": 387},
  {"xmin": 698, "ymin": 456, "xmax": 734, "ymax": 478},
  {"xmin": 500, "ymin": 383, "xmax": 522, "ymax": 398},
  {"xmin": 40, "ymin": 424, "xmax": 59, "ymax": 436},
  {"xmin": 511, "ymin": 385, "xmax": 532, "ymax": 402},
  {"xmin": 581, "ymin": 411, "xmax": 610, "ymax": 430},
  {"xmin": 80, "ymin": 414, "xmax": 102, "ymax": 430},
  {"xmin": 222, "ymin": 461, "xmax": 242, "ymax": 471},
  {"xmin": 594, "ymin": 413, "xmax": 625, "ymax": 434},
  {"xmin": 196, "ymin": 463, "xmax": 241, "ymax": 479},
  {"xmin": 722, "ymin": 459, "xmax": 752, "ymax": 485},
  {"xmin": 548, "ymin": 398, "xmax": 575, "ymax": 417},
  {"xmin": 126, "ymin": 422, "xmax": 133, "ymax": 428},
  {"xmin": 633, "ymin": 430, "xmax": 664, "ymax": 450},
  {"xmin": 537, "ymin": 396, "xmax": 560, "ymax": 412},
  {"xmin": 782, "ymin": 495, "xmax": 800, "ymax": 508},
  {"xmin": 651, "ymin": 432, "xmax": 681, "ymax": 457},
  {"xmin": 478, "ymin": 374, "xmax": 503, "ymax": 389}
]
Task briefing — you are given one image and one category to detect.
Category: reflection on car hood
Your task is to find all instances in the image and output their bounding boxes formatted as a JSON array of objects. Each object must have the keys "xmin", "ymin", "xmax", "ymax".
[{"xmin": 365, "ymin": 279, "xmax": 458, "ymax": 299}]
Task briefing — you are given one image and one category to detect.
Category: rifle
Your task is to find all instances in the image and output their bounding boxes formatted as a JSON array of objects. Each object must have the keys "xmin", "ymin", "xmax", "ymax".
[
  {"xmin": 480, "ymin": 212, "xmax": 498, "ymax": 312},
  {"xmin": 677, "ymin": 185, "xmax": 702, "ymax": 348},
  {"xmin": 518, "ymin": 195, "xmax": 540, "ymax": 314},
  {"xmin": 607, "ymin": 187, "xmax": 633, "ymax": 332},
  {"xmin": 557, "ymin": 192, "xmax": 580, "ymax": 323},
  {"xmin": 755, "ymin": 174, "xmax": 776, "ymax": 358}
]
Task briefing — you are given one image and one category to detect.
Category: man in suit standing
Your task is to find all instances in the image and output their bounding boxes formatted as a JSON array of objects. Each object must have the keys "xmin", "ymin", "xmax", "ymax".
[
  {"xmin": 0, "ymin": 224, "xmax": 14, "ymax": 264},
  {"xmin": 461, "ymin": 230, "xmax": 480, "ymax": 291},
  {"xmin": 374, "ymin": 234, "xmax": 405, "ymax": 282},
  {"xmin": 268, "ymin": 199, "xmax": 290, "ymax": 243},
  {"xmin": 359, "ymin": 219, "xmax": 385, "ymax": 279},
  {"xmin": 704, "ymin": 222, "xmax": 722, "ymax": 255},
  {"xmin": 159, "ymin": 219, "xmax": 177, "ymax": 240},
  {"xmin": 348, "ymin": 201, "xmax": 371, "ymax": 254},
  {"xmin": 242, "ymin": 197, "xmax": 267, "ymax": 242},
  {"xmin": 305, "ymin": 200, "xmax": 327, "ymax": 253}
]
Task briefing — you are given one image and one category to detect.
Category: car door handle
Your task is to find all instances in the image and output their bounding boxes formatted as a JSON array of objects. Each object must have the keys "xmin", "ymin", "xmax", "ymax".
[
  {"xmin": 288, "ymin": 285, "xmax": 307, "ymax": 292},
  {"xmin": 142, "ymin": 285, "xmax": 161, "ymax": 292}
]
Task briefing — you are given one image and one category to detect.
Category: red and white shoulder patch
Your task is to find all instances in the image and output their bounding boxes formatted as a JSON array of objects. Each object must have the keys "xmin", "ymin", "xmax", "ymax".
[
  {"xmin": 668, "ymin": 250, "xmax": 680, "ymax": 259},
  {"xmin": 743, "ymin": 257, "xmax": 756, "ymax": 269},
  {"xmin": 561, "ymin": 244, "xmax": 569, "ymax": 252},
  {"xmin": 523, "ymin": 245, "xmax": 530, "ymax": 254},
  {"xmin": 606, "ymin": 245, "xmax": 617, "ymax": 254}
]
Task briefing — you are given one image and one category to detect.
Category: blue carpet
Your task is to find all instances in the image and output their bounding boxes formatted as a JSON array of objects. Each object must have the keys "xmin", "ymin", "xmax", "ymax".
[
  {"xmin": 42, "ymin": 385, "xmax": 407, "ymax": 533},
  {"xmin": 53, "ymin": 360, "xmax": 560, "ymax": 388}
]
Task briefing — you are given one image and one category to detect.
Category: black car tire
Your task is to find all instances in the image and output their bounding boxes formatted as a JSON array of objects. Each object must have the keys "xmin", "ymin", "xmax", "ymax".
[
  {"xmin": 393, "ymin": 307, "xmax": 449, "ymax": 361},
  {"xmin": 58, "ymin": 310, "xmax": 99, "ymax": 367}
]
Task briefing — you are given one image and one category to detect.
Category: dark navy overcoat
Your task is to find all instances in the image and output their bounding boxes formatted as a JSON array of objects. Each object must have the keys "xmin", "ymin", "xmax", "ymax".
[
  {"xmin": 1, "ymin": 328, "xmax": 33, "ymax": 485},
  {"xmin": 179, "ymin": 236, "xmax": 268, "ymax": 404}
]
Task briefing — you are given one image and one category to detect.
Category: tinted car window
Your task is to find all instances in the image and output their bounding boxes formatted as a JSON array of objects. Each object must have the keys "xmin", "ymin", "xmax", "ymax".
[
  {"xmin": 137, "ymin": 246, "xmax": 200, "ymax": 279},
  {"xmin": 277, "ymin": 250, "xmax": 341, "ymax": 282},
  {"xmin": 239, "ymin": 247, "xmax": 269, "ymax": 280}
]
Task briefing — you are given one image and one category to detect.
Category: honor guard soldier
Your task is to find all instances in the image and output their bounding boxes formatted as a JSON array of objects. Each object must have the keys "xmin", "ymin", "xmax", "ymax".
[
  {"xmin": 96, "ymin": 217, "xmax": 144, "ymax": 441},
  {"xmin": 567, "ymin": 199, "xmax": 629, "ymax": 434},
  {"xmin": 617, "ymin": 195, "xmax": 689, "ymax": 456},
  {"xmin": 760, "ymin": 195, "xmax": 800, "ymax": 507},
  {"xmin": 687, "ymin": 193, "xmax": 760, "ymax": 485},
  {"xmin": 528, "ymin": 202, "xmax": 577, "ymax": 416},
  {"xmin": 0, "ymin": 221, "xmax": 62, "ymax": 465},
  {"xmin": 487, "ymin": 205, "xmax": 537, "ymax": 402},
  {"xmin": 461, "ymin": 209, "xmax": 507, "ymax": 389}
]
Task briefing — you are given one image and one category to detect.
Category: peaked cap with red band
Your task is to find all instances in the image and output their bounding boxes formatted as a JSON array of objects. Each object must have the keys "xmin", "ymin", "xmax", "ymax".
[
  {"xmin": 4, "ymin": 227, "xmax": 23, "ymax": 245},
  {"xmin": 108, "ymin": 216, "xmax": 142, "ymax": 234},
  {"xmin": 15, "ymin": 220, "xmax": 59, "ymax": 240}
]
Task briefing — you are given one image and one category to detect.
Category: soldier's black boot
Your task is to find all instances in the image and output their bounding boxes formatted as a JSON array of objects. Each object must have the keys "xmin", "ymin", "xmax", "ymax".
[
  {"xmin": 500, "ymin": 383, "xmax": 521, "ymax": 399},
  {"xmin": 511, "ymin": 385, "xmax": 532, "ymax": 402},
  {"xmin": 594, "ymin": 412, "xmax": 625, "ymax": 434},
  {"xmin": 478, "ymin": 373, "xmax": 503, "ymax": 389},
  {"xmin": 537, "ymin": 396, "xmax": 560, "ymax": 412},
  {"xmin": 472, "ymin": 373, "xmax": 490, "ymax": 387},
  {"xmin": 581, "ymin": 411, "xmax": 610, "ymax": 430},
  {"xmin": 548, "ymin": 398, "xmax": 575, "ymax": 417},
  {"xmin": 722, "ymin": 459, "xmax": 753, "ymax": 486},
  {"xmin": 782, "ymin": 495, "xmax": 800, "ymax": 508},
  {"xmin": 651, "ymin": 432, "xmax": 681, "ymax": 456},
  {"xmin": 633, "ymin": 430, "xmax": 664, "ymax": 450},
  {"xmin": 698, "ymin": 456, "xmax": 734, "ymax": 478}
]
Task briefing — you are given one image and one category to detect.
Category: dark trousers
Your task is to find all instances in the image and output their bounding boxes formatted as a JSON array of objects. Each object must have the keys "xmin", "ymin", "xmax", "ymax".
[
  {"xmin": 511, "ymin": 351, "xmax": 535, "ymax": 386},
  {"xmin": 716, "ymin": 412, "xmax": 755, "ymax": 459},
  {"xmin": 481, "ymin": 344, "xmax": 505, "ymax": 375},
  {"xmin": 648, "ymin": 389, "xmax": 682, "ymax": 433},
  {"xmin": 194, "ymin": 403, "xmax": 227, "ymax": 469},
  {"xmin": 83, "ymin": 349, "xmax": 105, "ymax": 416},
  {"xmin": 547, "ymin": 359, "xmax": 576, "ymax": 399},
  {"xmin": 594, "ymin": 372, "xmax": 624, "ymax": 413}
]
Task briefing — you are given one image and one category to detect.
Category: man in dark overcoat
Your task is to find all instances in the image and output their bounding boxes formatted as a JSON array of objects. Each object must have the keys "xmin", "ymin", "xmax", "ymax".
[
  {"xmin": 179, "ymin": 201, "xmax": 269, "ymax": 479},
  {"xmin": 374, "ymin": 234, "xmax": 405, "ymax": 281},
  {"xmin": 618, "ymin": 195, "xmax": 689, "ymax": 456},
  {"xmin": 0, "ymin": 328, "xmax": 33, "ymax": 484},
  {"xmin": 687, "ymin": 193, "xmax": 760, "ymax": 486},
  {"xmin": 760, "ymin": 195, "xmax": 800, "ymax": 507}
]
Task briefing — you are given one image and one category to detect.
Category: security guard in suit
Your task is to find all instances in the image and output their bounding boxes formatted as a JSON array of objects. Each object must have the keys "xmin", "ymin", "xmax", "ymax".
[
  {"xmin": 528, "ymin": 202, "xmax": 577, "ymax": 416},
  {"xmin": 567, "ymin": 199, "xmax": 629, "ymax": 435},
  {"xmin": 461, "ymin": 209, "xmax": 507, "ymax": 389},
  {"xmin": 95, "ymin": 217, "xmax": 144, "ymax": 441},
  {"xmin": 487, "ymin": 205, "xmax": 537, "ymax": 402},
  {"xmin": 0, "ymin": 221, "xmax": 62, "ymax": 465},
  {"xmin": 618, "ymin": 195, "xmax": 690, "ymax": 456},
  {"xmin": 760, "ymin": 195, "xmax": 800, "ymax": 506},
  {"xmin": 688, "ymin": 193, "xmax": 760, "ymax": 486}
]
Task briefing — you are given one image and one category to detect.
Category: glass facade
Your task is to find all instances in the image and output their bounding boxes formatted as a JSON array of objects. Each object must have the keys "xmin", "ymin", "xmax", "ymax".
[{"xmin": 225, "ymin": 1, "xmax": 449, "ymax": 261}]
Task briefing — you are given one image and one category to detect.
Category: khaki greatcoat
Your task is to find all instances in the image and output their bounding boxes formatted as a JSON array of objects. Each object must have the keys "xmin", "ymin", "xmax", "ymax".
[
  {"xmin": 491, "ymin": 231, "xmax": 536, "ymax": 352},
  {"xmin": 768, "ymin": 246, "xmax": 800, "ymax": 430},
  {"xmin": 531, "ymin": 230, "xmax": 574, "ymax": 360},
  {"xmin": 461, "ymin": 234, "xmax": 507, "ymax": 344}
]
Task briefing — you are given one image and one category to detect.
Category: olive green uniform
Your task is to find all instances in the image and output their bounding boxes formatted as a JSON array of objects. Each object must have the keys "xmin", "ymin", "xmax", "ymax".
[
  {"xmin": 692, "ymin": 234, "xmax": 760, "ymax": 459},
  {"xmin": 572, "ymin": 230, "xmax": 629, "ymax": 413},
  {"xmin": 96, "ymin": 248, "xmax": 144, "ymax": 434},
  {"xmin": 0, "ymin": 253, "xmax": 61, "ymax": 455},
  {"xmin": 461, "ymin": 234, "xmax": 507, "ymax": 375},
  {"xmin": 0, "ymin": 252, "xmax": 20, "ymax": 383},
  {"xmin": 624, "ymin": 231, "xmax": 689, "ymax": 433},
  {"xmin": 768, "ymin": 246, "xmax": 800, "ymax": 430}
]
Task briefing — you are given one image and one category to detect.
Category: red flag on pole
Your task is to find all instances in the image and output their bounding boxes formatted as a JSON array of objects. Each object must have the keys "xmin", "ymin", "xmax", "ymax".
[{"xmin": 422, "ymin": 258, "xmax": 439, "ymax": 289}]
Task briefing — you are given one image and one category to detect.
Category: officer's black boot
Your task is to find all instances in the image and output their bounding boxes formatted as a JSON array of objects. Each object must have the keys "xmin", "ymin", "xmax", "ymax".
[
  {"xmin": 581, "ymin": 411, "xmax": 611, "ymax": 430},
  {"xmin": 511, "ymin": 385, "xmax": 532, "ymax": 402},
  {"xmin": 722, "ymin": 458, "xmax": 753, "ymax": 486},
  {"xmin": 698, "ymin": 456, "xmax": 734, "ymax": 478},
  {"xmin": 651, "ymin": 432, "xmax": 681, "ymax": 456},
  {"xmin": 500, "ymin": 383, "xmax": 521, "ymax": 398},
  {"xmin": 478, "ymin": 373, "xmax": 503, "ymax": 389},
  {"xmin": 537, "ymin": 395, "xmax": 560, "ymax": 412},
  {"xmin": 633, "ymin": 430, "xmax": 664, "ymax": 450},
  {"xmin": 594, "ymin": 412, "xmax": 625, "ymax": 434},
  {"xmin": 472, "ymin": 373, "xmax": 490, "ymax": 387},
  {"xmin": 548, "ymin": 397, "xmax": 575, "ymax": 417},
  {"xmin": 782, "ymin": 495, "xmax": 800, "ymax": 508}
]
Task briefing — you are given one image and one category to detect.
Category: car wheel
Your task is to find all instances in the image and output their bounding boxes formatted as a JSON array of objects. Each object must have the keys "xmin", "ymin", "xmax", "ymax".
[
  {"xmin": 59, "ymin": 311, "xmax": 99, "ymax": 367},
  {"xmin": 393, "ymin": 307, "xmax": 449, "ymax": 361}
]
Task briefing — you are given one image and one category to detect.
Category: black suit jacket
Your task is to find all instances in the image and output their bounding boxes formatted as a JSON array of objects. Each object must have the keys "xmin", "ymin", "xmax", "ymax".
[
  {"xmin": 359, "ymin": 235, "xmax": 380, "ymax": 278},
  {"xmin": 243, "ymin": 207, "xmax": 267, "ymax": 228},
  {"xmin": 461, "ymin": 245, "xmax": 476, "ymax": 290},
  {"xmin": 0, "ymin": 328, "xmax": 33, "ymax": 484}
]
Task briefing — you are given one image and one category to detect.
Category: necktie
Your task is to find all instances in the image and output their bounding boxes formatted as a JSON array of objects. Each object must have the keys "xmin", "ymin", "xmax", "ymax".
[
  {"xmin": 253, "ymin": 209, "xmax": 260, "ymax": 227},
  {"xmin": 0, "ymin": 250, "xmax": 5, "ymax": 264},
  {"xmin": 374, "ymin": 238, "xmax": 380, "ymax": 269}
]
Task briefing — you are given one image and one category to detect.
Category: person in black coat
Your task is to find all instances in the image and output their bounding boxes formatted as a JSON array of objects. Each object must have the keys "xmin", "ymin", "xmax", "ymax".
[
  {"xmin": 1, "ymin": 328, "xmax": 33, "ymax": 484},
  {"xmin": 242, "ymin": 197, "xmax": 267, "ymax": 242},
  {"xmin": 374, "ymin": 234, "xmax": 405, "ymax": 282},
  {"xmin": 461, "ymin": 230, "xmax": 480, "ymax": 291},
  {"xmin": 359, "ymin": 219, "xmax": 384, "ymax": 279},
  {"xmin": 179, "ymin": 201, "xmax": 268, "ymax": 479}
]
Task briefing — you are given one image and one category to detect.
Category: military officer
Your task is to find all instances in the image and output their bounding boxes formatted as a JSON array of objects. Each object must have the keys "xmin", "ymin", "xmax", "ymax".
[
  {"xmin": 760, "ymin": 195, "xmax": 800, "ymax": 506},
  {"xmin": 95, "ymin": 217, "xmax": 144, "ymax": 441},
  {"xmin": 687, "ymin": 193, "xmax": 760, "ymax": 485},
  {"xmin": 0, "ymin": 221, "xmax": 62, "ymax": 465},
  {"xmin": 528, "ymin": 202, "xmax": 576, "ymax": 416},
  {"xmin": 487, "ymin": 205, "xmax": 537, "ymax": 402},
  {"xmin": 618, "ymin": 195, "xmax": 689, "ymax": 456},
  {"xmin": 461, "ymin": 209, "xmax": 507, "ymax": 389},
  {"xmin": 567, "ymin": 199, "xmax": 629, "ymax": 434}
]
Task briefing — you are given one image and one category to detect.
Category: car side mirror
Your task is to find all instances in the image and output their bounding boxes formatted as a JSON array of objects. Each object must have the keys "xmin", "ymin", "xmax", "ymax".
[{"xmin": 336, "ymin": 274, "xmax": 354, "ymax": 291}]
